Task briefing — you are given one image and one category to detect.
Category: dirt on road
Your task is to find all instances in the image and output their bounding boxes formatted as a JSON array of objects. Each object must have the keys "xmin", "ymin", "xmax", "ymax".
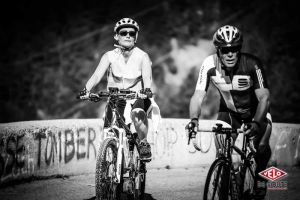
[{"xmin": 0, "ymin": 166, "xmax": 299, "ymax": 200}]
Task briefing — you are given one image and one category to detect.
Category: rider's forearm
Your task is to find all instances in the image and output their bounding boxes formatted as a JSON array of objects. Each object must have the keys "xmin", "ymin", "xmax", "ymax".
[
  {"xmin": 85, "ymin": 74, "xmax": 101, "ymax": 91},
  {"xmin": 85, "ymin": 53, "xmax": 110, "ymax": 91},
  {"xmin": 189, "ymin": 92, "xmax": 204, "ymax": 119},
  {"xmin": 141, "ymin": 53, "xmax": 152, "ymax": 89},
  {"xmin": 143, "ymin": 76, "xmax": 152, "ymax": 89},
  {"xmin": 253, "ymin": 95, "xmax": 270, "ymax": 124}
]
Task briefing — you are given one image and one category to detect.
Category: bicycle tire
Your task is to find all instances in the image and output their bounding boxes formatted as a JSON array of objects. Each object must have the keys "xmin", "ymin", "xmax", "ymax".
[
  {"xmin": 240, "ymin": 153, "xmax": 256, "ymax": 200},
  {"xmin": 203, "ymin": 157, "xmax": 233, "ymax": 200},
  {"xmin": 127, "ymin": 148, "xmax": 146, "ymax": 200},
  {"xmin": 95, "ymin": 137, "xmax": 122, "ymax": 200},
  {"xmin": 131, "ymin": 172, "xmax": 146, "ymax": 200},
  {"xmin": 139, "ymin": 162, "xmax": 146, "ymax": 200}
]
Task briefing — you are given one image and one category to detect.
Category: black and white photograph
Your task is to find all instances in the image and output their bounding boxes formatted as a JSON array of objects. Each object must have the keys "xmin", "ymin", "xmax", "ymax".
[{"xmin": 0, "ymin": 0, "xmax": 299, "ymax": 199}]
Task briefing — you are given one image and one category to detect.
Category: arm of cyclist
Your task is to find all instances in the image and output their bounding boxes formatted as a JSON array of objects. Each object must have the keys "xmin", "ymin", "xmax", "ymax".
[
  {"xmin": 244, "ymin": 88, "xmax": 270, "ymax": 136},
  {"xmin": 78, "ymin": 53, "xmax": 110, "ymax": 98},
  {"xmin": 186, "ymin": 90, "xmax": 206, "ymax": 131},
  {"xmin": 243, "ymin": 61, "xmax": 270, "ymax": 136},
  {"xmin": 137, "ymin": 53, "xmax": 153, "ymax": 99},
  {"xmin": 187, "ymin": 58, "xmax": 213, "ymax": 131}
]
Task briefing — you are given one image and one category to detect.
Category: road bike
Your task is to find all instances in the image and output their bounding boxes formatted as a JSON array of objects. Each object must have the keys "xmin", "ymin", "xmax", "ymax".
[
  {"xmin": 78, "ymin": 87, "xmax": 150, "ymax": 200},
  {"xmin": 187, "ymin": 122, "xmax": 257, "ymax": 200}
]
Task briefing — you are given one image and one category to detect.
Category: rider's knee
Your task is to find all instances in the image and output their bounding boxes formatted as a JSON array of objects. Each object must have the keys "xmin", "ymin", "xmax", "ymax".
[{"xmin": 131, "ymin": 108, "xmax": 147, "ymax": 123}]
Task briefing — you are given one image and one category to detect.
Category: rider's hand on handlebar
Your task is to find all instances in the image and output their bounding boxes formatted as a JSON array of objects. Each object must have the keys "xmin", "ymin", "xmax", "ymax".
[
  {"xmin": 185, "ymin": 118, "xmax": 198, "ymax": 133},
  {"xmin": 78, "ymin": 87, "xmax": 90, "ymax": 100},
  {"xmin": 137, "ymin": 88, "xmax": 153, "ymax": 99},
  {"xmin": 185, "ymin": 118, "xmax": 198, "ymax": 144},
  {"xmin": 242, "ymin": 121, "xmax": 260, "ymax": 137}
]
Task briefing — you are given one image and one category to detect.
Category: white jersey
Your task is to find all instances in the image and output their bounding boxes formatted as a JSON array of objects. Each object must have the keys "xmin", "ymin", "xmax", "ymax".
[{"xmin": 106, "ymin": 47, "xmax": 151, "ymax": 92}]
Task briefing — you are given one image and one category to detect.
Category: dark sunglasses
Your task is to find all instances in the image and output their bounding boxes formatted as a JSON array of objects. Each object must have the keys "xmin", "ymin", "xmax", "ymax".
[
  {"xmin": 219, "ymin": 46, "xmax": 241, "ymax": 54},
  {"xmin": 119, "ymin": 31, "xmax": 137, "ymax": 37}
]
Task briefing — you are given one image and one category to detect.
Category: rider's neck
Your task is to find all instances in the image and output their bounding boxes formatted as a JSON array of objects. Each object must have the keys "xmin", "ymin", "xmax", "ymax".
[
  {"xmin": 114, "ymin": 44, "xmax": 135, "ymax": 56},
  {"xmin": 122, "ymin": 48, "xmax": 134, "ymax": 57}
]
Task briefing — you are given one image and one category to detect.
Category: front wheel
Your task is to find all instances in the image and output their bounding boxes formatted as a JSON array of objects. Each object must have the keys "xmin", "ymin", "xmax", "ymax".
[
  {"xmin": 138, "ymin": 162, "xmax": 146, "ymax": 200},
  {"xmin": 95, "ymin": 137, "xmax": 121, "ymax": 200},
  {"xmin": 203, "ymin": 157, "xmax": 236, "ymax": 200},
  {"xmin": 239, "ymin": 153, "xmax": 256, "ymax": 199}
]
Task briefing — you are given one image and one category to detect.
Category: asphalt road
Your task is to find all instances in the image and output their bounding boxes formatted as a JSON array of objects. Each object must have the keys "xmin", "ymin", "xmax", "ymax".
[{"xmin": 0, "ymin": 166, "xmax": 299, "ymax": 200}]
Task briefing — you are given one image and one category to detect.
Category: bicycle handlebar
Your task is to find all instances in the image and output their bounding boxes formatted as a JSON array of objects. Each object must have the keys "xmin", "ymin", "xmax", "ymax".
[
  {"xmin": 77, "ymin": 89, "xmax": 152, "ymax": 102},
  {"xmin": 199, "ymin": 125, "xmax": 243, "ymax": 134},
  {"xmin": 187, "ymin": 123, "xmax": 244, "ymax": 145}
]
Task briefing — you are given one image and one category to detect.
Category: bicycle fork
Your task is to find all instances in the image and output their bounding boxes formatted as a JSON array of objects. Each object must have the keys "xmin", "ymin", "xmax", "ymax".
[{"xmin": 116, "ymin": 128, "xmax": 125, "ymax": 184}]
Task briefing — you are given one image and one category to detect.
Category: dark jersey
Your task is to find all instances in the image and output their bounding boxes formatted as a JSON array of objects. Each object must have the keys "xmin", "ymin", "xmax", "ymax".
[{"xmin": 195, "ymin": 53, "xmax": 268, "ymax": 119}]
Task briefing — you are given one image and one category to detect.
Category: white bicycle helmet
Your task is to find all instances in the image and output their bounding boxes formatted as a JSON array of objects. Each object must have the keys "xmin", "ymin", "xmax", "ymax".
[
  {"xmin": 213, "ymin": 25, "xmax": 243, "ymax": 47},
  {"xmin": 114, "ymin": 18, "xmax": 140, "ymax": 33}
]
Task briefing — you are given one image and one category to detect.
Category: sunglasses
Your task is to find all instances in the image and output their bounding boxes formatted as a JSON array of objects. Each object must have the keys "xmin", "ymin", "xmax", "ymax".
[
  {"xmin": 118, "ymin": 31, "xmax": 137, "ymax": 37},
  {"xmin": 219, "ymin": 46, "xmax": 241, "ymax": 54}
]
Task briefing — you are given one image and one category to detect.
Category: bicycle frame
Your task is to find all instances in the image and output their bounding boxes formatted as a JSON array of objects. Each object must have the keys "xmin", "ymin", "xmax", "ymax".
[
  {"xmin": 195, "ymin": 123, "xmax": 257, "ymax": 200},
  {"xmin": 216, "ymin": 127, "xmax": 256, "ymax": 198},
  {"xmin": 104, "ymin": 96, "xmax": 140, "ymax": 185},
  {"xmin": 78, "ymin": 88, "xmax": 149, "ymax": 199},
  {"xmin": 222, "ymin": 133, "xmax": 255, "ymax": 172}
]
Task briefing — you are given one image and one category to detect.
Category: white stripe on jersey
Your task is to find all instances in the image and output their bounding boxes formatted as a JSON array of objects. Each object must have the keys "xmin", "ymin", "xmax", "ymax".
[
  {"xmin": 256, "ymin": 68, "xmax": 264, "ymax": 88},
  {"xmin": 195, "ymin": 55, "xmax": 215, "ymax": 91}
]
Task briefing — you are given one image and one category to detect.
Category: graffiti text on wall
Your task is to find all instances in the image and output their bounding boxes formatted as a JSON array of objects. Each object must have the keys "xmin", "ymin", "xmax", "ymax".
[
  {"xmin": 35, "ymin": 127, "xmax": 97, "ymax": 167},
  {"xmin": 0, "ymin": 127, "xmax": 98, "ymax": 182},
  {"xmin": 0, "ymin": 133, "xmax": 34, "ymax": 182}
]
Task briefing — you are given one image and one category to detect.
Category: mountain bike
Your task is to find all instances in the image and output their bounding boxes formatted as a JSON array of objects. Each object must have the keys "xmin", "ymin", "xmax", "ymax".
[
  {"xmin": 188, "ymin": 122, "xmax": 257, "ymax": 200},
  {"xmin": 78, "ymin": 87, "xmax": 150, "ymax": 200}
]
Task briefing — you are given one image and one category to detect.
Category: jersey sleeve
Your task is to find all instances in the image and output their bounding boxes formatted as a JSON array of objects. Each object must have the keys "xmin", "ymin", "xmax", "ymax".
[
  {"xmin": 195, "ymin": 56, "xmax": 214, "ymax": 91},
  {"xmin": 251, "ymin": 59, "xmax": 269, "ymax": 89}
]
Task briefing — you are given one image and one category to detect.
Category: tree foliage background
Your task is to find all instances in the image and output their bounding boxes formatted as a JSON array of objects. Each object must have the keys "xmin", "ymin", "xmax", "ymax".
[{"xmin": 0, "ymin": 0, "xmax": 299, "ymax": 123}]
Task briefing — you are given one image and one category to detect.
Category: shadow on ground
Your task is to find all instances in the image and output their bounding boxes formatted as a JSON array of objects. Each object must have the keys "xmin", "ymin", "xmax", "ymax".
[{"xmin": 84, "ymin": 193, "xmax": 157, "ymax": 200}]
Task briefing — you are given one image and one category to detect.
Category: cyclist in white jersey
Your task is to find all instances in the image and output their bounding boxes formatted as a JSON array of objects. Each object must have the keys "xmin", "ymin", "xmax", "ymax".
[{"xmin": 79, "ymin": 18, "xmax": 156, "ymax": 161}]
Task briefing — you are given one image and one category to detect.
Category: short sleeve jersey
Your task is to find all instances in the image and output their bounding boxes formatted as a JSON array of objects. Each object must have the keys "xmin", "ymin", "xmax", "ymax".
[{"xmin": 195, "ymin": 53, "xmax": 268, "ymax": 119}]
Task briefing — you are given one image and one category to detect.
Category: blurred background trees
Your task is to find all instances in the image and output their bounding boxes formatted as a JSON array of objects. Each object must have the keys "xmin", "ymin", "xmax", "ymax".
[{"xmin": 0, "ymin": 0, "xmax": 299, "ymax": 123}]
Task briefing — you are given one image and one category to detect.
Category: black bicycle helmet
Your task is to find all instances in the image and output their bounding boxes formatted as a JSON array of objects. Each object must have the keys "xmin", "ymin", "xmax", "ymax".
[{"xmin": 213, "ymin": 25, "xmax": 243, "ymax": 47}]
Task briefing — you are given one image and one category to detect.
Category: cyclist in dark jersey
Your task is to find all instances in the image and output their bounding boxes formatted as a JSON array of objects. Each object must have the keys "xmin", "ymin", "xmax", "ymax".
[{"xmin": 187, "ymin": 25, "xmax": 272, "ymax": 199}]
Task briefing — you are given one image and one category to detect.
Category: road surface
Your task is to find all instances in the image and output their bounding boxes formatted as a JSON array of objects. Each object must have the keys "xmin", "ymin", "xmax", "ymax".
[{"xmin": 0, "ymin": 166, "xmax": 299, "ymax": 200}]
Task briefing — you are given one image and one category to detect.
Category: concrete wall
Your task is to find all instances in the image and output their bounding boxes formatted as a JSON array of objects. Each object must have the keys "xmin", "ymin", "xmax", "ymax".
[{"xmin": 0, "ymin": 119, "xmax": 299, "ymax": 186}]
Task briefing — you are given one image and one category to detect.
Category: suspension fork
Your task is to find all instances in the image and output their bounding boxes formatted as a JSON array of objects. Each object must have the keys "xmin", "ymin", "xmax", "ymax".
[{"xmin": 116, "ymin": 128, "xmax": 124, "ymax": 183}]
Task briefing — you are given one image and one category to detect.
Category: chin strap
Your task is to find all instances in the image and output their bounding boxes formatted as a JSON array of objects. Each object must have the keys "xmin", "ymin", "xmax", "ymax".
[{"xmin": 114, "ymin": 44, "xmax": 135, "ymax": 51}]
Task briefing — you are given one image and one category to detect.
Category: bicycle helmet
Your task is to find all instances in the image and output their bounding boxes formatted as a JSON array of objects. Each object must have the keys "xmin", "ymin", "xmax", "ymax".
[
  {"xmin": 213, "ymin": 25, "xmax": 243, "ymax": 47},
  {"xmin": 114, "ymin": 18, "xmax": 140, "ymax": 33}
]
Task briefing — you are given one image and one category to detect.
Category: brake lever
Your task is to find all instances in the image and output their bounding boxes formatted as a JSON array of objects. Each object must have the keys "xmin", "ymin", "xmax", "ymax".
[
  {"xmin": 89, "ymin": 93, "xmax": 100, "ymax": 102},
  {"xmin": 187, "ymin": 130, "xmax": 196, "ymax": 145}
]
